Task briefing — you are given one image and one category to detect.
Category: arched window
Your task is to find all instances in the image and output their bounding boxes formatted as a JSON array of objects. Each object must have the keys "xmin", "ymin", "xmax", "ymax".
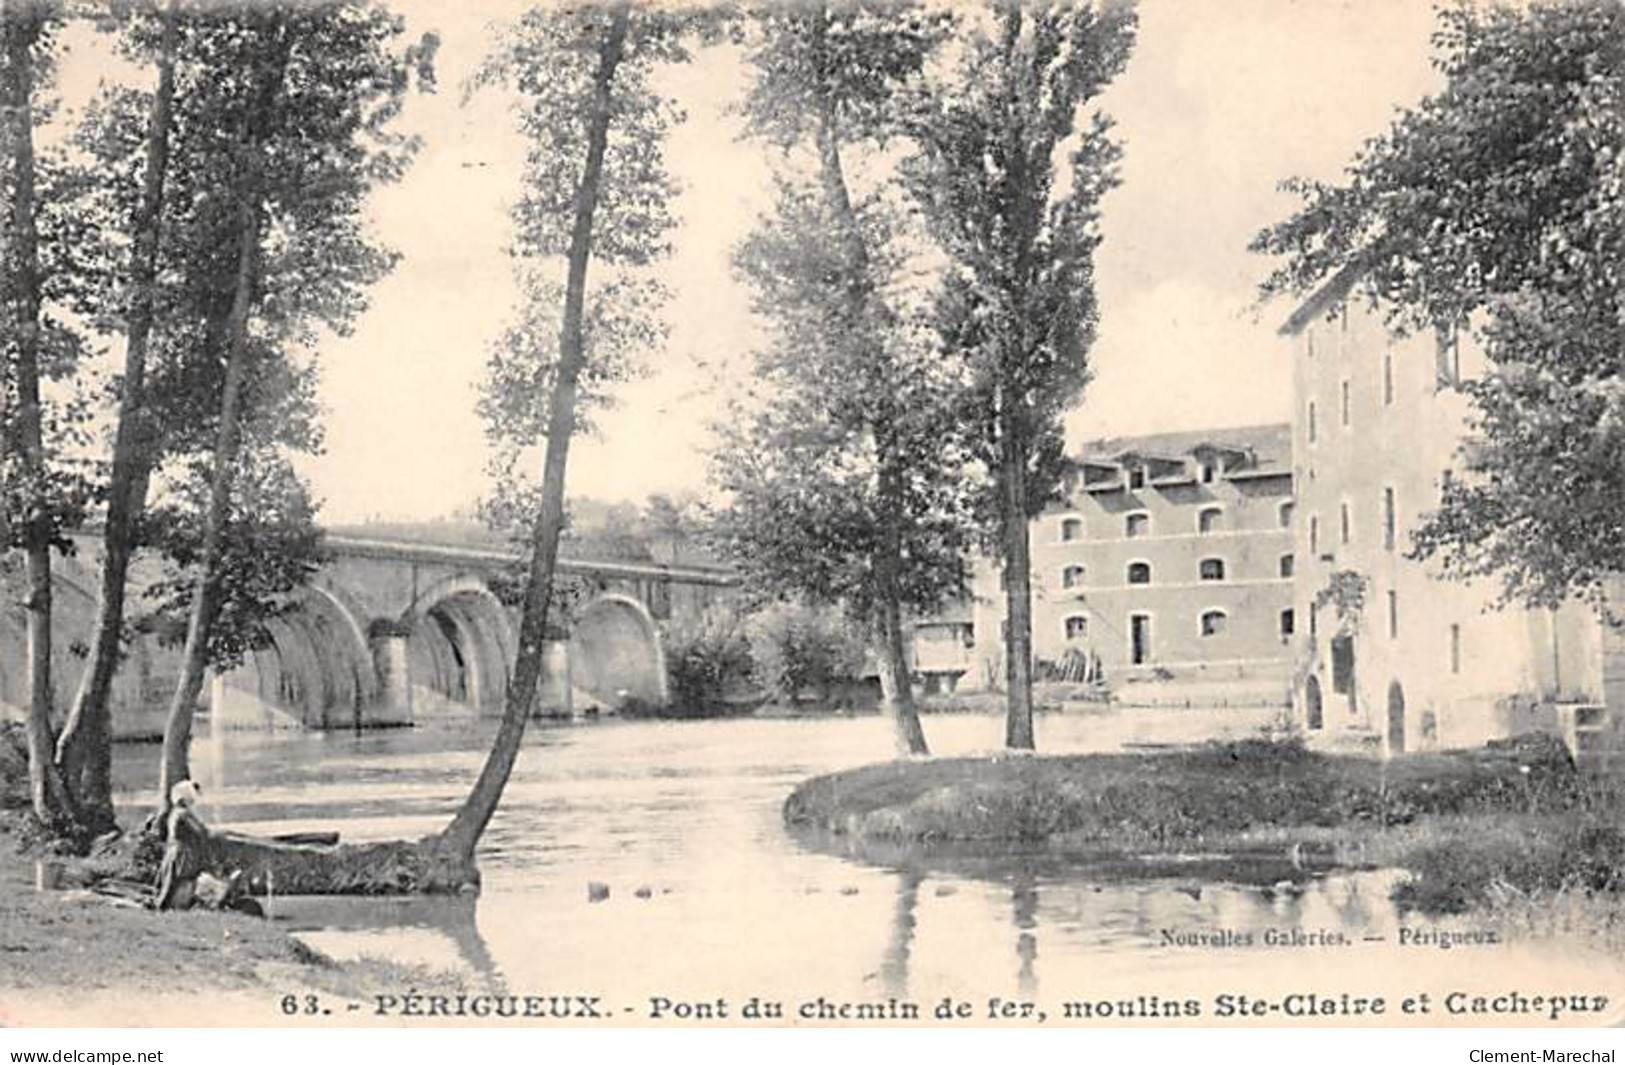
[
  {"xmin": 1127, "ymin": 561, "xmax": 1151, "ymax": 585},
  {"xmin": 1199, "ymin": 558, "xmax": 1225, "ymax": 581},
  {"xmin": 1059, "ymin": 516, "xmax": 1084, "ymax": 542},
  {"xmin": 1061, "ymin": 564, "xmax": 1086, "ymax": 589},
  {"xmin": 1064, "ymin": 615, "xmax": 1088, "ymax": 641},
  {"xmin": 1279, "ymin": 553, "xmax": 1295, "ymax": 578},
  {"xmin": 1125, "ymin": 512, "xmax": 1150, "ymax": 538},
  {"xmin": 1197, "ymin": 507, "xmax": 1223, "ymax": 534},
  {"xmin": 1199, "ymin": 610, "xmax": 1228, "ymax": 637}
]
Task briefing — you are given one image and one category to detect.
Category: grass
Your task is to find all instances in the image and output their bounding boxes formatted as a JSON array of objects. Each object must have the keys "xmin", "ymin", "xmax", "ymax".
[
  {"xmin": 0, "ymin": 726, "xmax": 467, "ymax": 1007},
  {"xmin": 785, "ymin": 734, "xmax": 1625, "ymax": 921}
]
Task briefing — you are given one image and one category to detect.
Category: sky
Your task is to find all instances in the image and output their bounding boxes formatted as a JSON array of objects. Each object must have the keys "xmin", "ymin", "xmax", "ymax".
[{"xmin": 140, "ymin": 1, "xmax": 1447, "ymax": 524}]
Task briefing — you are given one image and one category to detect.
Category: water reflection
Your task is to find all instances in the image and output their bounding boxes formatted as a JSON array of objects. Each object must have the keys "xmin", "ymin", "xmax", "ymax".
[
  {"xmin": 108, "ymin": 713, "xmax": 1625, "ymax": 1010},
  {"xmin": 878, "ymin": 868, "xmax": 920, "ymax": 996},
  {"xmin": 1012, "ymin": 877, "xmax": 1039, "ymax": 996}
]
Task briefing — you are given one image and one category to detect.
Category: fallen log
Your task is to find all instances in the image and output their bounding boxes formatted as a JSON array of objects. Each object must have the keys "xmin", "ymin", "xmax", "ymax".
[
  {"xmin": 141, "ymin": 782, "xmax": 480, "ymax": 904},
  {"xmin": 205, "ymin": 830, "xmax": 477, "ymax": 896}
]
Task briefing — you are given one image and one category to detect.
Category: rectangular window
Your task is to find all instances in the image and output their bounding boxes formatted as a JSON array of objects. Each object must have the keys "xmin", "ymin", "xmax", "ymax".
[
  {"xmin": 1340, "ymin": 502, "xmax": 1351, "ymax": 545},
  {"xmin": 1450, "ymin": 623, "xmax": 1461, "ymax": 674},
  {"xmin": 1310, "ymin": 603, "xmax": 1318, "ymax": 639},
  {"xmin": 1383, "ymin": 352, "xmax": 1394, "ymax": 406},
  {"xmin": 1383, "ymin": 487, "xmax": 1396, "ymax": 551},
  {"xmin": 1279, "ymin": 554, "xmax": 1294, "ymax": 578},
  {"xmin": 1129, "ymin": 467, "xmax": 1146, "ymax": 490},
  {"xmin": 1308, "ymin": 401, "xmax": 1317, "ymax": 444},
  {"xmin": 1280, "ymin": 609, "xmax": 1295, "ymax": 638},
  {"xmin": 1310, "ymin": 515, "xmax": 1319, "ymax": 556},
  {"xmin": 1340, "ymin": 379, "xmax": 1350, "ymax": 427},
  {"xmin": 1388, "ymin": 590, "xmax": 1399, "ymax": 639}
]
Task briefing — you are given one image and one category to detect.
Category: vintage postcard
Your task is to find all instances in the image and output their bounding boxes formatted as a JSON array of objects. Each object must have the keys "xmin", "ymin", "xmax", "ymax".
[{"xmin": 2, "ymin": 0, "xmax": 1624, "ymax": 1035}]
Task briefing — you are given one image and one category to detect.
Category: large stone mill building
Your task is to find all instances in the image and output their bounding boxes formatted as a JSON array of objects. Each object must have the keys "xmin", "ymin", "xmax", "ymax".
[
  {"xmin": 1282, "ymin": 267, "xmax": 1623, "ymax": 761},
  {"xmin": 965, "ymin": 424, "xmax": 1297, "ymax": 696}
]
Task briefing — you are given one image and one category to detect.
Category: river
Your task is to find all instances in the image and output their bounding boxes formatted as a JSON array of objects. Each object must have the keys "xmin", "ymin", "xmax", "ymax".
[{"xmin": 112, "ymin": 711, "xmax": 1625, "ymax": 1022}]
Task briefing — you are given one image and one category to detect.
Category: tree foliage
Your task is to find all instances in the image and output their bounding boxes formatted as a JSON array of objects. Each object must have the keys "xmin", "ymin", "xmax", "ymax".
[
  {"xmin": 141, "ymin": 445, "xmax": 323, "ymax": 672},
  {"xmin": 710, "ymin": 0, "xmax": 970, "ymax": 756},
  {"xmin": 713, "ymin": 177, "xmax": 972, "ymax": 626},
  {"xmin": 1252, "ymin": 0, "xmax": 1625, "ymax": 609}
]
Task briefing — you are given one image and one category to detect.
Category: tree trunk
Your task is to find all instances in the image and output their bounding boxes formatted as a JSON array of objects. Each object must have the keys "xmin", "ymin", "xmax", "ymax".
[
  {"xmin": 873, "ymin": 574, "xmax": 928, "ymax": 756},
  {"xmin": 156, "ymin": 17, "xmax": 287, "ymax": 815},
  {"xmin": 426, "ymin": 4, "xmax": 631, "ymax": 886},
  {"xmin": 995, "ymin": 4, "xmax": 1036, "ymax": 752},
  {"xmin": 809, "ymin": 9, "xmax": 929, "ymax": 757},
  {"xmin": 3, "ymin": 7, "xmax": 74, "ymax": 829},
  {"xmin": 56, "ymin": 1, "xmax": 178, "ymax": 832},
  {"xmin": 1000, "ymin": 402, "xmax": 1036, "ymax": 750}
]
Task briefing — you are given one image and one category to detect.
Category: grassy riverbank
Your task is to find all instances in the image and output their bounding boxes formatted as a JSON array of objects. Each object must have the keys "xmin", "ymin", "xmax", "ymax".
[
  {"xmin": 0, "ymin": 727, "xmax": 464, "ymax": 1011},
  {"xmin": 784, "ymin": 736, "xmax": 1625, "ymax": 934}
]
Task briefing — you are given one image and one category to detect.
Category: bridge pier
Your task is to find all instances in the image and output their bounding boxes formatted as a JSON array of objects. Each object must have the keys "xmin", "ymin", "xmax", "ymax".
[{"xmin": 368, "ymin": 620, "xmax": 414, "ymax": 720}]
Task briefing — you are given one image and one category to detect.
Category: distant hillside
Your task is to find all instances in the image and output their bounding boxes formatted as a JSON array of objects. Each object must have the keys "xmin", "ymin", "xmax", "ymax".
[{"xmin": 329, "ymin": 496, "xmax": 722, "ymax": 569}]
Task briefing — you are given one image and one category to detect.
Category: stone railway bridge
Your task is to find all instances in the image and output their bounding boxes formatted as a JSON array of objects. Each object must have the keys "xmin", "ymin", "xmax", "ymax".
[{"xmin": 0, "ymin": 532, "xmax": 737, "ymax": 740}]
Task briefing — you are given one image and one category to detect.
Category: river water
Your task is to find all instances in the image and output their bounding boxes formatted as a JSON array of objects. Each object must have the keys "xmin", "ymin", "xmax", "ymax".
[{"xmin": 112, "ymin": 711, "xmax": 1625, "ymax": 1023}]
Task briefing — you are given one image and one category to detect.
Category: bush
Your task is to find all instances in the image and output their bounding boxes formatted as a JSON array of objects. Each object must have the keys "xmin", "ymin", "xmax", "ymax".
[
  {"xmin": 1, "ymin": 721, "xmax": 29, "ymax": 810},
  {"xmin": 663, "ymin": 607, "xmax": 756, "ymax": 717},
  {"xmin": 746, "ymin": 603, "xmax": 867, "ymax": 705}
]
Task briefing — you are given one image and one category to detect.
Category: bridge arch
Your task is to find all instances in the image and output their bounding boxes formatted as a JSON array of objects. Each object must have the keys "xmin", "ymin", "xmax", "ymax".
[
  {"xmin": 212, "ymin": 586, "xmax": 377, "ymax": 730},
  {"xmin": 569, "ymin": 593, "xmax": 667, "ymax": 712},
  {"xmin": 404, "ymin": 575, "xmax": 515, "ymax": 714}
]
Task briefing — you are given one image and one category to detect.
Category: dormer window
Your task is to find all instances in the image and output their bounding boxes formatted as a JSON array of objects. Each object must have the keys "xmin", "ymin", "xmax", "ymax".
[
  {"xmin": 1200, "ymin": 461, "xmax": 1215, "ymax": 484},
  {"xmin": 1128, "ymin": 466, "xmax": 1146, "ymax": 490}
]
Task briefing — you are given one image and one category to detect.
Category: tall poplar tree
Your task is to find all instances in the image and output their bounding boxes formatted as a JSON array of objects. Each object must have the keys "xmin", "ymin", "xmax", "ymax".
[
  {"xmin": 52, "ymin": 0, "xmax": 179, "ymax": 832},
  {"xmin": 1, "ymin": 0, "xmax": 96, "ymax": 829},
  {"xmin": 711, "ymin": 0, "xmax": 967, "ymax": 756},
  {"xmin": 438, "ymin": 2, "xmax": 701, "ymax": 874},
  {"xmin": 140, "ymin": 2, "xmax": 431, "ymax": 813},
  {"xmin": 906, "ymin": 0, "xmax": 1135, "ymax": 750}
]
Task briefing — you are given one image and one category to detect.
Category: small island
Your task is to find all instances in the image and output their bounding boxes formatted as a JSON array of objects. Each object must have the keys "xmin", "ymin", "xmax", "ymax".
[{"xmin": 784, "ymin": 735, "xmax": 1625, "ymax": 934}]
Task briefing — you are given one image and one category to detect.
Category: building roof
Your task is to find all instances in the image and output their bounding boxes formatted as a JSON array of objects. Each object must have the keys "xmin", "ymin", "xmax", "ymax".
[
  {"xmin": 1072, "ymin": 422, "xmax": 1292, "ymax": 478},
  {"xmin": 1277, "ymin": 256, "xmax": 1368, "ymax": 336}
]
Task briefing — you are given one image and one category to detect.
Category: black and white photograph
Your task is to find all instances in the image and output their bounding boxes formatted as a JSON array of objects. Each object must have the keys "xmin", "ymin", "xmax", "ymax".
[{"xmin": 1, "ymin": 0, "xmax": 1624, "ymax": 1039}]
